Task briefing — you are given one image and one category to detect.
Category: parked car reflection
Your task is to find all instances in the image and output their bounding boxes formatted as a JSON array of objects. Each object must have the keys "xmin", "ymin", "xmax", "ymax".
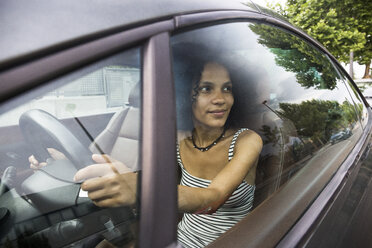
[{"xmin": 330, "ymin": 128, "xmax": 352, "ymax": 145}]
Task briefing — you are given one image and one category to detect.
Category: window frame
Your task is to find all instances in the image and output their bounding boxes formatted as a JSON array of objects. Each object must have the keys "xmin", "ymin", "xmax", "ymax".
[{"xmin": 140, "ymin": 32, "xmax": 178, "ymax": 247}]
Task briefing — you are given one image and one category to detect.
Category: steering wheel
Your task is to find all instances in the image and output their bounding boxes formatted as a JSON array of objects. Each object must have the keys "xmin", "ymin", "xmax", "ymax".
[
  {"xmin": 19, "ymin": 109, "xmax": 93, "ymax": 170},
  {"xmin": 0, "ymin": 109, "xmax": 136, "ymax": 247}
]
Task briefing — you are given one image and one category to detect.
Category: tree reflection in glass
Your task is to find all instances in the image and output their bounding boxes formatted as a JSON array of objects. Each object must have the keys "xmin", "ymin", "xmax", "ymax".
[{"xmin": 249, "ymin": 23, "xmax": 340, "ymax": 90}]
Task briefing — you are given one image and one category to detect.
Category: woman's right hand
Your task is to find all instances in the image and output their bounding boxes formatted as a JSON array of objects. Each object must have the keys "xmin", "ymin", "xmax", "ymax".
[
  {"xmin": 29, "ymin": 148, "xmax": 67, "ymax": 170},
  {"xmin": 74, "ymin": 154, "xmax": 137, "ymax": 208}
]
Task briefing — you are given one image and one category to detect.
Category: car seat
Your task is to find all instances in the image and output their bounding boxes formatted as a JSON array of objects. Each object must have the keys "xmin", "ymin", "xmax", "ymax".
[
  {"xmin": 249, "ymin": 107, "xmax": 299, "ymax": 207},
  {"xmin": 89, "ymin": 83, "xmax": 140, "ymax": 171}
]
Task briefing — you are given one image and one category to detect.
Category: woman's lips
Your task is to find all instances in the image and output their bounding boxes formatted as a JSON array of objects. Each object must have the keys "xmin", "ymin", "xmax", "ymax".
[{"xmin": 208, "ymin": 110, "xmax": 226, "ymax": 118}]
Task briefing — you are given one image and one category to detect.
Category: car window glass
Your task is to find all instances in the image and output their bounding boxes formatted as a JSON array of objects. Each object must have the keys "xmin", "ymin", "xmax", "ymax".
[
  {"xmin": 171, "ymin": 22, "xmax": 363, "ymax": 245},
  {"xmin": 0, "ymin": 47, "xmax": 141, "ymax": 247},
  {"xmin": 338, "ymin": 71, "xmax": 368, "ymax": 129}
]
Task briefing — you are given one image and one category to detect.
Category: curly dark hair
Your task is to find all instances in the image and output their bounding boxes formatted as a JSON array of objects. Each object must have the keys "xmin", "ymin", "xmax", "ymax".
[{"xmin": 173, "ymin": 43, "xmax": 264, "ymax": 131}]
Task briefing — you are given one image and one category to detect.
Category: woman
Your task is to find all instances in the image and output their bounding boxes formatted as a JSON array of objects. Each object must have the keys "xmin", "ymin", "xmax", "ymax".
[
  {"xmin": 175, "ymin": 61, "xmax": 262, "ymax": 247},
  {"xmin": 32, "ymin": 61, "xmax": 262, "ymax": 248}
]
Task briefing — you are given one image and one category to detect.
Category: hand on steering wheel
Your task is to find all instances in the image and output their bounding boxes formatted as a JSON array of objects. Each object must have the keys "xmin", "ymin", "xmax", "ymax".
[
  {"xmin": 29, "ymin": 148, "xmax": 67, "ymax": 170},
  {"xmin": 20, "ymin": 109, "xmax": 93, "ymax": 170},
  {"xmin": 74, "ymin": 154, "xmax": 137, "ymax": 208}
]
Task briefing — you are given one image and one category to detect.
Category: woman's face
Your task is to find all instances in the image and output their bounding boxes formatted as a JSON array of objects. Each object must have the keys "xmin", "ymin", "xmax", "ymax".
[{"xmin": 192, "ymin": 62, "xmax": 234, "ymax": 130}]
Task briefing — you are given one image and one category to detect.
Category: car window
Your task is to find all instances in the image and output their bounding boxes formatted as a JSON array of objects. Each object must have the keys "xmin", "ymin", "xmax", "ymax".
[
  {"xmin": 337, "ymin": 70, "xmax": 368, "ymax": 129},
  {"xmin": 0, "ymin": 47, "xmax": 141, "ymax": 247},
  {"xmin": 171, "ymin": 21, "xmax": 363, "ymax": 246}
]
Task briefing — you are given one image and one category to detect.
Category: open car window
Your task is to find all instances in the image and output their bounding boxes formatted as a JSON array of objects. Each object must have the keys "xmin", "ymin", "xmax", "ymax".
[{"xmin": 0, "ymin": 47, "xmax": 142, "ymax": 247}]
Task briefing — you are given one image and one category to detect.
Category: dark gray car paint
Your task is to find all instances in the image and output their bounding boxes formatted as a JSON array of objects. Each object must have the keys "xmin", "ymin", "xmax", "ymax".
[
  {"xmin": 0, "ymin": 0, "xmax": 257, "ymax": 68},
  {"xmin": 140, "ymin": 32, "xmax": 178, "ymax": 248}
]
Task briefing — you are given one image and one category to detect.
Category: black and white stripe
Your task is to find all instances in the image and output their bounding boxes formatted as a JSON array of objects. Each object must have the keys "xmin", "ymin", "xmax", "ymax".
[{"xmin": 177, "ymin": 128, "xmax": 255, "ymax": 248}]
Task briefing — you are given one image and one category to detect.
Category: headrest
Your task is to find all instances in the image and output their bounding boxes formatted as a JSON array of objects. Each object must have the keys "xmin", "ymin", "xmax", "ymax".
[{"xmin": 128, "ymin": 82, "xmax": 140, "ymax": 108}]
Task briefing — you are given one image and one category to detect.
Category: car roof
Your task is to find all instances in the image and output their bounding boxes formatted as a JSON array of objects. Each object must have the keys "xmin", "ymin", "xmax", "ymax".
[{"xmin": 0, "ymin": 0, "xmax": 261, "ymax": 66}]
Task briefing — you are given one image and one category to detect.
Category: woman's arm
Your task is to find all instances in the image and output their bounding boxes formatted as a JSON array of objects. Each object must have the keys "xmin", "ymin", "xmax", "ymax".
[
  {"xmin": 178, "ymin": 130, "xmax": 262, "ymax": 214},
  {"xmin": 75, "ymin": 130, "xmax": 262, "ymax": 212}
]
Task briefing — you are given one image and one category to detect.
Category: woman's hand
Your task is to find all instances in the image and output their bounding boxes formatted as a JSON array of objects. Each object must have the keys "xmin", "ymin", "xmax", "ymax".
[
  {"xmin": 29, "ymin": 148, "xmax": 66, "ymax": 170},
  {"xmin": 74, "ymin": 154, "xmax": 137, "ymax": 208}
]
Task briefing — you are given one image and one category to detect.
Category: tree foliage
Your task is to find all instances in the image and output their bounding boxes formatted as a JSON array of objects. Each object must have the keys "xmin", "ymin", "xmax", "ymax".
[
  {"xmin": 249, "ymin": 23, "xmax": 339, "ymax": 89},
  {"xmin": 278, "ymin": 99, "xmax": 359, "ymax": 143},
  {"xmin": 277, "ymin": 0, "xmax": 371, "ymax": 77},
  {"xmin": 345, "ymin": 0, "xmax": 372, "ymax": 77}
]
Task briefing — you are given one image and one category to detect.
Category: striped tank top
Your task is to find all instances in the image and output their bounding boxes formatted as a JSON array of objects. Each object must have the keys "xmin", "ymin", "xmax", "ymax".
[{"xmin": 177, "ymin": 128, "xmax": 255, "ymax": 248}]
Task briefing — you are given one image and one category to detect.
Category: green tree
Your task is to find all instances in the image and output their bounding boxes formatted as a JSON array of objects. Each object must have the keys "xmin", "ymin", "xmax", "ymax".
[
  {"xmin": 249, "ymin": 23, "xmax": 340, "ymax": 89},
  {"xmin": 343, "ymin": 0, "xmax": 372, "ymax": 78},
  {"xmin": 278, "ymin": 99, "xmax": 355, "ymax": 145},
  {"xmin": 279, "ymin": 0, "xmax": 371, "ymax": 78},
  {"xmin": 341, "ymin": 100, "xmax": 361, "ymax": 124}
]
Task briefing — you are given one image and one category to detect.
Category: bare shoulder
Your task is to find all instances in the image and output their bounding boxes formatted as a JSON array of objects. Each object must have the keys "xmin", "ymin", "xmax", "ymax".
[{"xmin": 234, "ymin": 129, "xmax": 263, "ymax": 153}]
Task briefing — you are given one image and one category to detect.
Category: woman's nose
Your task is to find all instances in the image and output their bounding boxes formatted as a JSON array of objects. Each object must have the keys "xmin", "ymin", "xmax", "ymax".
[{"xmin": 211, "ymin": 91, "xmax": 225, "ymax": 105}]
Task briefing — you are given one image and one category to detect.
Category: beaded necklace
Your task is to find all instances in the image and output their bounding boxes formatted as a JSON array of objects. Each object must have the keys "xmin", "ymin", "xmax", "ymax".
[{"xmin": 191, "ymin": 128, "xmax": 226, "ymax": 152}]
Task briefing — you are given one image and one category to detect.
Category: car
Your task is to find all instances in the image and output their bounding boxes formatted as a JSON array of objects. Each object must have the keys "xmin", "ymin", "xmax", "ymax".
[
  {"xmin": 330, "ymin": 128, "xmax": 352, "ymax": 144},
  {"xmin": 0, "ymin": 0, "xmax": 372, "ymax": 247}
]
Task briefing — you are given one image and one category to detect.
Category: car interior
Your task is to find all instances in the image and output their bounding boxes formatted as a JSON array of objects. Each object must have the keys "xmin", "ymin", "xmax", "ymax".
[{"xmin": 0, "ymin": 50, "xmax": 141, "ymax": 247}]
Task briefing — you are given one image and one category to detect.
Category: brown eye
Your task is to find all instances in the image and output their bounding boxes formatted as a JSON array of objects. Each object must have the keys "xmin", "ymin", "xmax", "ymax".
[
  {"xmin": 199, "ymin": 86, "xmax": 211, "ymax": 93},
  {"xmin": 223, "ymin": 86, "xmax": 232, "ymax": 93}
]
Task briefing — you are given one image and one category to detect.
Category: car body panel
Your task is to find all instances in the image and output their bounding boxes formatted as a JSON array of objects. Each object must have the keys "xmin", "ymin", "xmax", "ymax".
[
  {"xmin": 140, "ymin": 32, "xmax": 178, "ymax": 248},
  {"xmin": 0, "ymin": 0, "xmax": 257, "ymax": 68},
  {"xmin": 296, "ymin": 132, "xmax": 372, "ymax": 247}
]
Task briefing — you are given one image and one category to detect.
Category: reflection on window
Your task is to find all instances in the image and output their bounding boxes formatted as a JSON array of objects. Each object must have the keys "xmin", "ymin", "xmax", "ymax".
[
  {"xmin": 247, "ymin": 23, "xmax": 363, "ymax": 204},
  {"xmin": 338, "ymin": 71, "xmax": 368, "ymax": 129},
  {"xmin": 0, "ymin": 48, "xmax": 141, "ymax": 247},
  {"xmin": 0, "ymin": 67, "xmax": 139, "ymax": 128}
]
